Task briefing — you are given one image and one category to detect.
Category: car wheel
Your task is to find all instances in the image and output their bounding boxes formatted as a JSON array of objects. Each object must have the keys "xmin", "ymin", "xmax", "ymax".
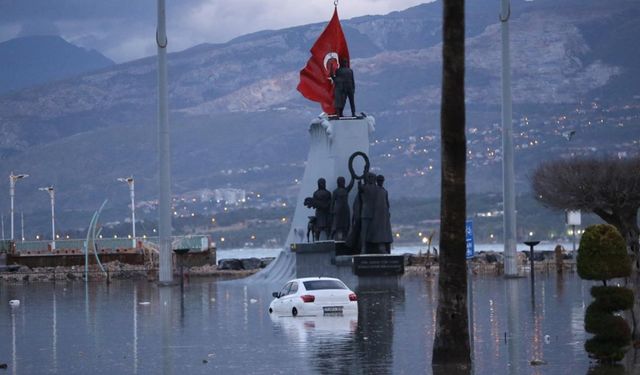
[{"xmin": 292, "ymin": 307, "xmax": 298, "ymax": 317}]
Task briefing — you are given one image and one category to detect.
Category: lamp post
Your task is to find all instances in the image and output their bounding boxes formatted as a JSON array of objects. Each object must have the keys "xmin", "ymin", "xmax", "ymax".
[
  {"xmin": 157, "ymin": 0, "xmax": 173, "ymax": 284},
  {"xmin": 500, "ymin": 0, "xmax": 518, "ymax": 278},
  {"xmin": 524, "ymin": 240, "xmax": 540, "ymax": 298},
  {"xmin": 9, "ymin": 172, "xmax": 29, "ymax": 241},
  {"xmin": 39, "ymin": 186, "xmax": 55, "ymax": 250},
  {"xmin": 118, "ymin": 177, "xmax": 137, "ymax": 248}
]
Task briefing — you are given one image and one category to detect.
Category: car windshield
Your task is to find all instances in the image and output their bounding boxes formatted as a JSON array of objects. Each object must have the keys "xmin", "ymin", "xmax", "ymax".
[{"xmin": 303, "ymin": 280, "xmax": 347, "ymax": 290}]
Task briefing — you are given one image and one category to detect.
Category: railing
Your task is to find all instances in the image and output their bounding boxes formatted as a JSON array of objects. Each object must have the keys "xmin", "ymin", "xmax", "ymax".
[
  {"xmin": 12, "ymin": 235, "xmax": 212, "ymax": 253},
  {"xmin": 16, "ymin": 239, "xmax": 132, "ymax": 252},
  {"xmin": 142, "ymin": 235, "xmax": 212, "ymax": 252}
]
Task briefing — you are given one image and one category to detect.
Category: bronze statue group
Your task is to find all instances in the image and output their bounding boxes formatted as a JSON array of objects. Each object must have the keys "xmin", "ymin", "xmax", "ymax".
[{"xmin": 305, "ymin": 164, "xmax": 393, "ymax": 254}]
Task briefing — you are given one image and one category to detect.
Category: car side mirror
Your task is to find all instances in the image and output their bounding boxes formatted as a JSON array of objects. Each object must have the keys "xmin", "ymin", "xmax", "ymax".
[{"xmin": 272, "ymin": 292, "xmax": 280, "ymax": 298}]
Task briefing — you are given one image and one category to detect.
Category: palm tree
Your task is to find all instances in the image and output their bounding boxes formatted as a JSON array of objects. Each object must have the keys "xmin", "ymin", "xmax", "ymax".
[{"xmin": 432, "ymin": 0, "xmax": 471, "ymax": 368}]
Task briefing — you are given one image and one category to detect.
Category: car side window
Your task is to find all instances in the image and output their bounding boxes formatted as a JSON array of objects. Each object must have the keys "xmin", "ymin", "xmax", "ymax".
[
  {"xmin": 289, "ymin": 282, "xmax": 298, "ymax": 295},
  {"xmin": 280, "ymin": 282, "xmax": 291, "ymax": 297}
]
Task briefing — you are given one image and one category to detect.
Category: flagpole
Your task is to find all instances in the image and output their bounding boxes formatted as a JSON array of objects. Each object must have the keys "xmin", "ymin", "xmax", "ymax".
[{"xmin": 157, "ymin": 0, "xmax": 173, "ymax": 284}]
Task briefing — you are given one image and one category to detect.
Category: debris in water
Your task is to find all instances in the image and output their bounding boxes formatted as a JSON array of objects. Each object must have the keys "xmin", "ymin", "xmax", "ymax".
[{"xmin": 530, "ymin": 359, "xmax": 547, "ymax": 366}]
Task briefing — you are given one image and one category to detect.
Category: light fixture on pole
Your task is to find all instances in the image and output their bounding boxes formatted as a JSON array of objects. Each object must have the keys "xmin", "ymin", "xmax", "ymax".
[
  {"xmin": 118, "ymin": 176, "xmax": 137, "ymax": 248},
  {"xmin": 9, "ymin": 172, "xmax": 29, "ymax": 241},
  {"xmin": 39, "ymin": 186, "xmax": 55, "ymax": 251}
]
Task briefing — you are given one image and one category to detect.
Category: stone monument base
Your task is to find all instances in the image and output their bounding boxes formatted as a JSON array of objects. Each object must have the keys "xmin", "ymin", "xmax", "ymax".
[{"xmin": 291, "ymin": 241, "xmax": 403, "ymax": 288}]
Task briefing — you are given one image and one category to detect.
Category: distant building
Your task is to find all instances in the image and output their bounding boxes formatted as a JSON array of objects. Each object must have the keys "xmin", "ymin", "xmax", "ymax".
[{"xmin": 214, "ymin": 188, "xmax": 246, "ymax": 205}]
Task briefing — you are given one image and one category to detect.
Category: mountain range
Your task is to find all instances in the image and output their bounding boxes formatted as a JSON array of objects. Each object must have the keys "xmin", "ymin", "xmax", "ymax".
[
  {"xmin": 0, "ymin": 0, "xmax": 638, "ymax": 233},
  {"xmin": 0, "ymin": 35, "xmax": 114, "ymax": 96}
]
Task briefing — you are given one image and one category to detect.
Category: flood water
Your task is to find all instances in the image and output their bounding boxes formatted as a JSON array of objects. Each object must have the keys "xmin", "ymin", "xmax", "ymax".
[{"xmin": 0, "ymin": 272, "xmax": 636, "ymax": 374}]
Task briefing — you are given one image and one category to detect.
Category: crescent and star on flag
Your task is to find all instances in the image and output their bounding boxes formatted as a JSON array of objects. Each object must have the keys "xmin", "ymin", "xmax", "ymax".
[{"xmin": 297, "ymin": 1, "xmax": 350, "ymax": 115}]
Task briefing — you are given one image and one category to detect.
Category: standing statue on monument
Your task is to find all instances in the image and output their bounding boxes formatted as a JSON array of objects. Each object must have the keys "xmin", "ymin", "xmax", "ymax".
[
  {"xmin": 358, "ymin": 172, "xmax": 378, "ymax": 254},
  {"xmin": 345, "ymin": 181, "xmax": 361, "ymax": 251},
  {"xmin": 331, "ymin": 58, "xmax": 356, "ymax": 118},
  {"xmin": 306, "ymin": 178, "xmax": 332, "ymax": 241},
  {"xmin": 330, "ymin": 176, "xmax": 354, "ymax": 241},
  {"xmin": 368, "ymin": 174, "xmax": 393, "ymax": 253}
]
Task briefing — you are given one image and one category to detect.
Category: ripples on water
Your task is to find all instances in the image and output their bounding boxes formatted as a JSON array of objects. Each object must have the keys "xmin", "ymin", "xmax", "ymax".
[{"xmin": 0, "ymin": 272, "xmax": 618, "ymax": 374}]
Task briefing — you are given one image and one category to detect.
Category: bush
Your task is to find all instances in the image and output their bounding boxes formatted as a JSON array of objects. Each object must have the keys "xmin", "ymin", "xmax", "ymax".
[
  {"xmin": 577, "ymin": 224, "xmax": 633, "ymax": 363},
  {"xmin": 577, "ymin": 224, "xmax": 631, "ymax": 281}
]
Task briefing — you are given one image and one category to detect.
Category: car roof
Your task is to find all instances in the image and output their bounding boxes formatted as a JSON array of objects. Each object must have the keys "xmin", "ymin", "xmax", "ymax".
[{"xmin": 287, "ymin": 277, "xmax": 343, "ymax": 283}]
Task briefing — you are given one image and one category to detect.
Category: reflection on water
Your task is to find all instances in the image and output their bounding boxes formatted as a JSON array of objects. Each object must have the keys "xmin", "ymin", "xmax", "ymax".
[
  {"xmin": 355, "ymin": 284, "xmax": 405, "ymax": 374},
  {"xmin": 0, "ymin": 273, "xmax": 614, "ymax": 374},
  {"xmin": 271, "ymin": 313, "xmax": 358, "ymax": 374},
  {"xmin": 10, "ymin": 304, "xmax": 16, "ymax": 375},
  {"xmin": 132, "ymin": 287, "xmax": 138, "ymax": 374},
  {"xmin": 506, "ymin": 278, "xmax": 521, "ymax": 375},
  {"xmin": 52, "ymin": 289, "xmax": 57, "ymax": 373}
]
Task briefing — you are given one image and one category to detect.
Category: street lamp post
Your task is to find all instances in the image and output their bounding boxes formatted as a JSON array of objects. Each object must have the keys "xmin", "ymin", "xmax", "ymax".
[
  {"xmin": 118, "ymin": 177, "xmax": 137, "ymax": 248},
  {"xmin": 9, "ymin": 172, "xmax": 29, "ymax": 241},
  {"xmin": 39, "ymin": 186, "xmax": 55, "ymax": 251},
  {"xmin": 500, "ymin": 0, "xmax": 518, "ymax": 277},
  {"xmin": 157, "ymin": 0, "xmax": 173, "ymax": 284},
  {"xmin": 524, "ymin": 240, "xmax": 540, "ymax": 307}
]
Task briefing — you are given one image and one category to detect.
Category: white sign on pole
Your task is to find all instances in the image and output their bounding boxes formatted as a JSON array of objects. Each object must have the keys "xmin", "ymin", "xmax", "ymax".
[{"xmin": 566, "ymin": 210, "xmax": 581, "ymax": 226}]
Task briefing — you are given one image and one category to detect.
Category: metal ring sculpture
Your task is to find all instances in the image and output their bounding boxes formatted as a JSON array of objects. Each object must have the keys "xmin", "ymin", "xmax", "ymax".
[{"xmin": 348, "ymin": 151, "xmax": 370, "ymax": 181}]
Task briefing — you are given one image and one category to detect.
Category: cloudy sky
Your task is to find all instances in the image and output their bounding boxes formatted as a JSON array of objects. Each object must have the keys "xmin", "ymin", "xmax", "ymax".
[{"xmin": 0, "ymin": 0, "xmax": 429, "ymax": 63}]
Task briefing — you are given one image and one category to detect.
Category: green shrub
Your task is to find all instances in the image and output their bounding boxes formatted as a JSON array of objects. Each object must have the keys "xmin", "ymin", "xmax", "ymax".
[
  {"xmin": 586, "ymin": 364, "xmax": 626, "ymax": 375},
  {"xmin": 585, "ymin": 337, "xmax": 629, "ymax": 362},
  {"xmin": 589, "ymin": 286, "xmax": 634, "ymax": 311},
  {"xmin": 577, "ymin": 224, "xmax": 631, "ymax": 281},
  {"xmin": 577, "ymin": 224, "xmax": 633, "ymax": 363}
]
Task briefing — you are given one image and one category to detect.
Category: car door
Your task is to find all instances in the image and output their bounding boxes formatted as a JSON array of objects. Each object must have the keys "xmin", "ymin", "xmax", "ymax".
[
  {"xmin": 281, "ymin": 281, "xmax": 299, "ymax": 314},
  {"xmin": 273, "ymin": 282, "xmax": 292, "ymax": 313}
]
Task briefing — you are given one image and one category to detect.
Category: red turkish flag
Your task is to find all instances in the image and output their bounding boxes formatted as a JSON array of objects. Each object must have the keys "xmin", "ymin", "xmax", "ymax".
[{"xmin": 297, "ymin": 8, "xmax": 350, "ymax": 115}]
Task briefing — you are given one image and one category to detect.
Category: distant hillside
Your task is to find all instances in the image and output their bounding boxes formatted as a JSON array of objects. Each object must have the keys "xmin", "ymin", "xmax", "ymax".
[
  {"xmin": 0, "ymin": 35, "xmax": 114, "ymax": 95},
  {"xmin": 0, "ymin": 0, "xmax": 638, "ymax": 233}
]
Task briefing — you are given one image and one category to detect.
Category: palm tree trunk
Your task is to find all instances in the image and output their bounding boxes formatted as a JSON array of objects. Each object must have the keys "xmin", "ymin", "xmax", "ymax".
[{"xmin": 432, "ymin": 0, "xmax": 471, "ymax": 368}]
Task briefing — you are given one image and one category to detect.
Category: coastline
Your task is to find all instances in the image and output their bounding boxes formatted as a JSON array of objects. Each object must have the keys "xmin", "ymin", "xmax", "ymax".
[{"xmin": 0, "ymin": 251, "xmax": 575, "ymax": 283}]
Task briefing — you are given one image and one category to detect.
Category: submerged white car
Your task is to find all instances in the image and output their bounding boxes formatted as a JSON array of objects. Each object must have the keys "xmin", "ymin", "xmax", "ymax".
[{"xmin": 268, "ymin": 277, "xmax": 358, "ymax": 317}]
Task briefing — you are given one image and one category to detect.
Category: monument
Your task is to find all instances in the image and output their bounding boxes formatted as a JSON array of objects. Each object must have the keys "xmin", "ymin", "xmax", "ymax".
[
  {"xmin": 293, "ymin": 151, "xmax": 403, "ymax": 284},
  {"xmin": 248, "ymin": 5, "xmax": 402, "ymax": 285}
]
